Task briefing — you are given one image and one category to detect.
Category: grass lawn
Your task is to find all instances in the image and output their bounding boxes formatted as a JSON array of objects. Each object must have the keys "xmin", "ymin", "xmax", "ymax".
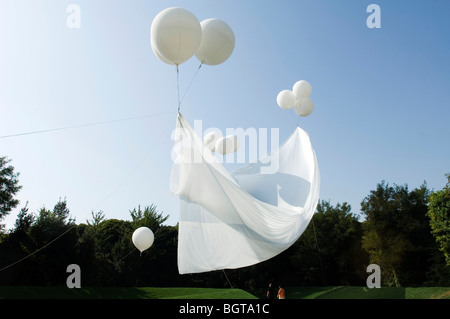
[
  {"xmin": 1, "ymin": 286, "xmax": 449, "ymax": 299},
  {"xmin": 0, "ymin": 286, "xmax": 258, "ymax": 299},
  {"xmin": 286, "ymin": 286, "xmax": 450, "ymax": 299}
]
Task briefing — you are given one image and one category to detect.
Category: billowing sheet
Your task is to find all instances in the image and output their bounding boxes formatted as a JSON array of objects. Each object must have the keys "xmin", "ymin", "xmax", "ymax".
[{"xmin": 170, "ymin": 113, "xmax": 320, "ymax": 274}]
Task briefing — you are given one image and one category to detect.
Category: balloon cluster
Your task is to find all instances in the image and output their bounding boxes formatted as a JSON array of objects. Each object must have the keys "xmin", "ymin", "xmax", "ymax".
[
  {"xmin": 204, "ymin": 131, "xmax": 240, "ymax": 155},
  {"xmin": 277, "ymin": 80, "xmax": 314, "ymax": 117},
  {"xmin": 151, "ymin": 7, "xmax": 235, "ymax": 66}
]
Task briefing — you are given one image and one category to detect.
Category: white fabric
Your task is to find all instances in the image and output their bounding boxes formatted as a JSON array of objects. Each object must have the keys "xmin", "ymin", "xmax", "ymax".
[{"xmin": 170, "ymin": 113, "xmax": 320, "ymax": 274}]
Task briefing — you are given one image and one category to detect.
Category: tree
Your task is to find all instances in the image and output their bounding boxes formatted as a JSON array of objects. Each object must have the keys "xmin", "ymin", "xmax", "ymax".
[
  {"xmin": 130, "ymin": 204, "xmax": 169, "ymax": 231},
  {"xmin": 0, "ymin": 156, "xmax": 22, "ymax": 227},
  {"xmin": 291, "ymin": 201, "xmax": 366, "ymax": 285},
  {"xmin": 26, "ymin": 198, "xmax": 77, "ymax": 285},
  {"xmin": 87, "ymin": 210, "xmax": 106, "ymax": 227},
  {"xmin": 361, "ymin": 181, "xmax": 435, "ymax": 286},
  {"xmin": 427, "ymin": 174, "xmax": 450, "ymax": 266}
]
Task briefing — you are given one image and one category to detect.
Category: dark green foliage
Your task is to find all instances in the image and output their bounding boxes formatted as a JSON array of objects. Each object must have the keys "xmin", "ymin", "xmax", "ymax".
[
  {"xmin": 0, "ymin": 156, "xmax": 22, "ymax": 227},
  {"xmin": 0, "ymin": 173, "xmax": 449, "ymax": 288},
  {"xmin": 427, "ymin": 174, "xmax": 450, "ymax": 266},
  {"xmin": 361, "ymin": 181, "xmax": 439, "ymax": 286}
]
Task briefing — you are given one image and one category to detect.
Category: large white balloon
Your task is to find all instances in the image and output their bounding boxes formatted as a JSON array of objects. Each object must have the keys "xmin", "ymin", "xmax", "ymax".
[
  {"xmin": 204, "ymin": 131, "xmax": 222, "ymax": 151},
  {"xmin": 294, "ymin": 98, "xmax": 314, "ymax": 117},
  {"xmin": 195, "ymin": 18, "xmax": 235, "ymax": 66},
  {"xmin": 151, "ymin": 37, "xmax": 175, "ymax": 65},
  {"xmin": 293, "ymin": 80, "xmax": 312, "ymax": 99},
  {"xmin": 150, "ymin": 7, "xmax": 202, "ymax": 65},
  {"xmin": 132, "ymin": 227, "xmax": 154, "ymax": 253},
  {"xmin": 215, "ymin": 135, "xmax": 239, "ymax": 154},
  {"xmin": 277, "ymin": 90, "xmax": 296, "ymax": 110}
]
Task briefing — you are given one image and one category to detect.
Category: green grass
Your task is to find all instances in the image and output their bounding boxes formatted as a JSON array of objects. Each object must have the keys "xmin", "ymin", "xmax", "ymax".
[
  {"xmin": 2, "ymin": 286, "xmax": 449, "ymax": 299},
  {"xmin": 286, "ymin": 286, "xmax": 450, "ymax": 299},
  {"xmin": 0, "ymin": 286, "xmax": 258, "ymax": 299}
]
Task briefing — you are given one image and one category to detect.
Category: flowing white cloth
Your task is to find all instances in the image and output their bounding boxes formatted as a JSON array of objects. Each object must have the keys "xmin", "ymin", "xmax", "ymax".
[{"xmin": 170, "ymin": 113, "xmax": 320, "ymax": 274}]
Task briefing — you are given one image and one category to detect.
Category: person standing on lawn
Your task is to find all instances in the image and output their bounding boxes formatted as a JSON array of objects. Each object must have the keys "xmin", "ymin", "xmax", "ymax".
[{"xmin": 277, "ymin": 285, "xmax": 286, "ymax": 299}]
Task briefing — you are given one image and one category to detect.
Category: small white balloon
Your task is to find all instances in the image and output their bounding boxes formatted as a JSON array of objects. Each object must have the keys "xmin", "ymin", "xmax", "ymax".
[
  {"xmin": 195, "ymin": 18, "xmax": 235, "ymax": 66},
  {"xmin": 215, "ymin": 135, "xmax": 239, "ymax": 154},
  {"xmin": 132, "ymin": 227, "xmax": 154, "ymax": 253},
  {"xmin": 150, "ymin": 7, "xmax": 202, "ymax": 65},
  {"xmin": 293, "ymin": 80, "xmax": 312, "ymax": 99},
  {"xmin": 231, "ymin": 135, "xmax": 240, "ymax": 152},
  {"xmin": 204, "ymin": 131, "xmax": 222, "ymax": 151},
  {"xmin": 277, "ymin": 90, "xmax": 296, "ymax": 110},
  {"xmin": 294, "ymin": 98, "xmax": 314, "ymax": 117},
  {"xmin": 215, "ymin": 137, "xmax": 226, "ymax": 155}
]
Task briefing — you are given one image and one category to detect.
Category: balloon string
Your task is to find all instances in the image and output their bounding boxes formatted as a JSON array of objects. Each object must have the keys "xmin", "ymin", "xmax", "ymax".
[
  {"xmin": 176, "ymin": 65, "xmax": 181, "ymax": 111},
  {"xmin": 0, "ymin": 224, "xmax": 77, "ymax": 273},
  {"xmin": 118, "ymin": 248, "xmax": 138, "ymax": 263},
  {"xmin": 180, "ymin": 63, "xmax": 203, "ymax": 105},
  {"xmin": 222, "ymin": 269, "xmax": 234, "ymax": 289}
]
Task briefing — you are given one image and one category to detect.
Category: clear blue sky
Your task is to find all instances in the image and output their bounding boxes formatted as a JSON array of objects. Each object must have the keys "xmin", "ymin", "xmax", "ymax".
[{"xmin": 1, "ymin": 0, "xmax": 449, "ymax": 230}]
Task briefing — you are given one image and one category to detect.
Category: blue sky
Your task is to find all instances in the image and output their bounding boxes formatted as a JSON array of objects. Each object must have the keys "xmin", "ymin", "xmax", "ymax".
[{"xmin": 1, "ymin": 0, "xmax": 449, "ymax": 230}]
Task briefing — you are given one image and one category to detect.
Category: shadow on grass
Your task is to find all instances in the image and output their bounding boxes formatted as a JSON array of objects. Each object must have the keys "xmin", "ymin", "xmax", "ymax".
[
  {"xmin": 0, "ymin": 286, "xmax": 160, "ymax": 299},
  {"xmin": 317, "ymin": 286, "xmax": 406, "ymax": 299},
  {"xmin": 0, "ymin": 286, "xmax": 257, "ymax": 299},
  {"xmin": 286, "ymin": 286, "xmax": 407, "ymax": 299}
]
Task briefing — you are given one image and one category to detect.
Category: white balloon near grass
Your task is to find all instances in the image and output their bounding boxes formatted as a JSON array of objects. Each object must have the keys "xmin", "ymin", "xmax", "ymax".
[
  {"xmin": 150, "ymin": 7, "xmax": 202, "ymax": 65},
  {"xmin": 293, "ymin": 80, "xmax": 312, "ymax": 99},
  {"xmin": 215, "ymin": 135, "xmax": 239, "ymax": 154},
  {"xmin": 132, "ymin": 227, "xmax": 154, "ymax": 254},
  {"xmin": 195, "ymin": 18, "xmax": 235, "ymax": 66},
  {"xmin": 204, "ymin": 131, "xmax": 222, "ymax": 151},
  {"xmin": 294, "ymin": 97, "xmax": 314, "ymax": 117},
  {"xmin": 277, "ymin": 90, "xmax": 296, "ymax": 110}
]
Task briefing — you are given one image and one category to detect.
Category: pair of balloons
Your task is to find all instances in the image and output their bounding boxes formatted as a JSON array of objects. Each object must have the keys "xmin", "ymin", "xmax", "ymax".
[
  {"xmin": 277, "ymin": 80, "xmax": 314, "ymax": 117},
  {"xmin": 204, "ymin": 131, "xmax": 240, "ymax": 155},
  {"xmin": 132, "ymin": 227, "xmax": 154, "ymax": 254},
  {"xmin": 151, "ymin": 7, "xmax": 235, "ymax": 66}
]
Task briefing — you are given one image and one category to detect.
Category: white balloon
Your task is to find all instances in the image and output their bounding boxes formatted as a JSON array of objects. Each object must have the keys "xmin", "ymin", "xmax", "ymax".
[
  {"xmin": 204, "ymin": 131, "xmax": 222, "ymax": 151},
  {"xmin": 150, "ymin": 7, "xmax": 202, "ymax": 65},
  {"xmin": 294, "ymin": 98, "xmax": 314, "ymax": 117},
  {"xmin": 215, "ymin": 135, "xmax": 239, "ymax": 154},
  {"xmin": 151, "ymin": 37, "xmax": 175, "ymax": 65},
  {"xmin": 293, "ymin": 80, "xmax": 312, "ymax": 99},
  {"xmin": 294, "ymin": 97, "xmax": 300, "ymax": 110},
  {"xmin": 132, "ymin": 227, "xmax": 154, "ymax": 253},
  {"xmin": 277, "ymin": 90, "xmax": 296, "ymax": 110},
  {"xmin": 215, "ymin": 136, "xmax": 229, "ymax": 155},
  {"xmin": 230, "ymin": 135, "xmax": 240, "ymax": 152},
  {"xmin": 195, "ymin": 18, "xmax": 235, "ymax": 66}
]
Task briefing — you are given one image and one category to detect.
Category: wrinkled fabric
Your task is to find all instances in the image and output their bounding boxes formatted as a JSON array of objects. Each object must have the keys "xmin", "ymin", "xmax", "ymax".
[{"xmin": 170, "ymin": 113, "xmax": 320, "ymax": 274}]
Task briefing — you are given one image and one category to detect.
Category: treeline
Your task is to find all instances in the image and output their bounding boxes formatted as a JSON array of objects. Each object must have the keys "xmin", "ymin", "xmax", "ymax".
[{"xmin": 0, "ymin": 155, "xmax": 449, "ymax": 292}]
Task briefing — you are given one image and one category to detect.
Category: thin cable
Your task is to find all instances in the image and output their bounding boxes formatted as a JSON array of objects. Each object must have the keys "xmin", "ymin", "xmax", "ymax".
[
  {"xmin": 1, "ymin": 146, "xmax": 147, "ymax": 273},
  {"xmin": 180, "ymin": 63, "xmax": 203, "ymax": 105},
  {"xmin": 92, "ymin": 149, "xmax": 152, "ymax": 213},
  {"xmin": 176, "ymin": 65, "xmax": 181, "ymax": 111},
  {"xmin": 118, "ymin": 248, "xmax": 137, "ymax": 262},
  {"xmin": 312, "ymin": 217, "xmax": 326, "ymax": 285},
  {"xmin": 0, "ymin": 111, "xmax": 176, "ymax": 139},
  {"xmin": 0, "ymin": 111, "xmax": 173, "ymax": 273},
  {"xmin": 0, "ymin": 224, "xmax": 77, "ymax": 272},
  {"xmin": 222, "ymin": 269, "xmax": 234, "ymax": 289}
]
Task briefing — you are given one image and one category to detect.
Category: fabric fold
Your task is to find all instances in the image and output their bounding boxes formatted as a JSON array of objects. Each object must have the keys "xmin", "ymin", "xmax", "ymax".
[{"xmin": 170, "ymin": 113, "xmax": 320, "ymax": 274}]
